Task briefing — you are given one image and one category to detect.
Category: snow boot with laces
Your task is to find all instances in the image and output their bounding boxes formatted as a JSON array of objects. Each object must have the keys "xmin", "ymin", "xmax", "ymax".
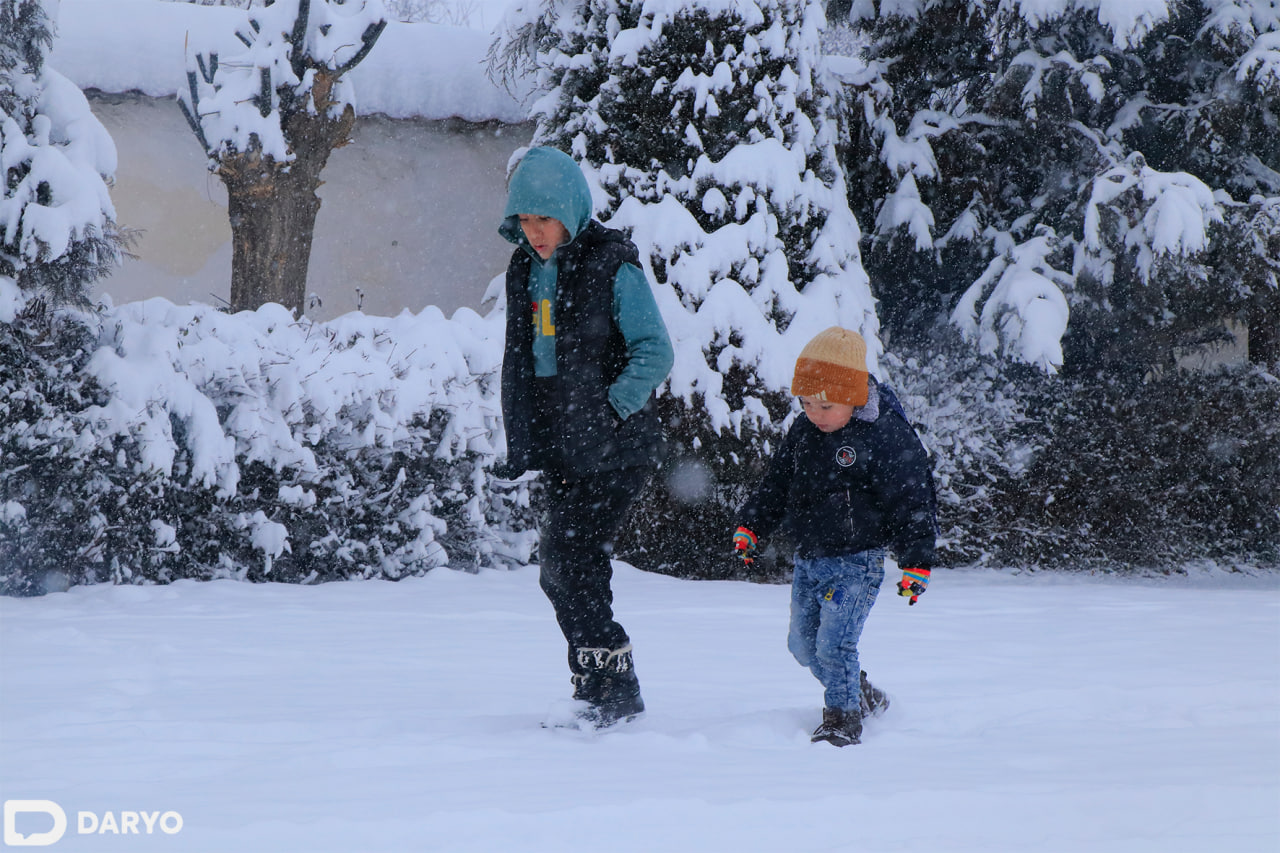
[
  {"xmin": 570, "ymin": 644, "xmax": 645, "ymax": 729},
  {"xmin": 811, "ymin": 707, "xmax": 863, "ymax": 747},
  {"xmin": 859, "ymin": 670, "xmax": 890, "ymax": 718}
]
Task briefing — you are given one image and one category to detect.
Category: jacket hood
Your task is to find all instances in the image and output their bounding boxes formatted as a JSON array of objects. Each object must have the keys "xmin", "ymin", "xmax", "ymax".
[{"xmin": 499, "ymin": 147, "xmax": 593, "ymax": 251}]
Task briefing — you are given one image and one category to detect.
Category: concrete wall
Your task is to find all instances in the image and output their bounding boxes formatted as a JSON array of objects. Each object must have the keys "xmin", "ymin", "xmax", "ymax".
[{"xmin": 90, "ymin": 92, "xmax": 533, "ymax": 321}]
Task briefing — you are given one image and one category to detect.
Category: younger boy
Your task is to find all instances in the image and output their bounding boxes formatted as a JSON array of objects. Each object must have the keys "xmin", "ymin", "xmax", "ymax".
[{"xmin": 733, "ymin": 326, "xmax": 936, "ymax": 746}]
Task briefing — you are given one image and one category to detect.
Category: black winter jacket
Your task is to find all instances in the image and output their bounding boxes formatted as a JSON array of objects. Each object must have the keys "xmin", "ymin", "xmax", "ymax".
[
  {"xmin": 500, "ymin": 221, "xmax": 665, "ymax": 480},
  {"xmin": 739, "ymin": 383, "xmax": 937, "ymax": 568}
]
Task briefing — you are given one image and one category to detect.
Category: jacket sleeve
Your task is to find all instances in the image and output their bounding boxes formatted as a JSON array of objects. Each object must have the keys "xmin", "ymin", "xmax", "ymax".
[
  {"xmin": 738, "ymin": 425, "xmax": 797, "ymax": 542},
  {"xmin": 870, "ymin": 412, "xmax": 938, "ymax": 569},
  {"xmin": 609, "ymin": 262, "xmax": 674, "ymax": 419}
]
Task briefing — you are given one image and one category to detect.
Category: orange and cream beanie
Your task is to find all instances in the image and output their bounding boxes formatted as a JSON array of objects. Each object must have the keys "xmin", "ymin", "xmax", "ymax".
[{"xmin": 791, "ymin": 327, "xmax": 869, "ymax": 407}]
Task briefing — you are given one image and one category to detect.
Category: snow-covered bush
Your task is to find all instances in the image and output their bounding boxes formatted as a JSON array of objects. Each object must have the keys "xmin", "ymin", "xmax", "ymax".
[
  {"xmin": 0, "ymin": 289, "xmax": 183, "ymax": 596},
  {"xmin": 1, "ymin": 283, "xmax": 112, "ymax": 594},
  {"xmin": 878, "ymin": 341, "xmax": 1052, "ymax": 568},
  {"xmin": 1, "ymin": 0, "xmax": 124, "ymax": 303},
  {"xmin": 880, "ymin": 337, "xmax": 1280, "ymax": 572},
  {"xmin": 1, "ymin": 295, "xmax": 537, "ymax": 595},
  {"xmin": 495, "ymin": 0, "xmax": 877, "ymax": 576},
  {"xmin": 987, "ymin": 365, "xmax": 1280, "ymax": 572}
]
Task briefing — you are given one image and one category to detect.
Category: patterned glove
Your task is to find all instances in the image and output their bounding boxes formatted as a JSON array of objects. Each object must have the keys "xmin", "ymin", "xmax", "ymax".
[
  {"xmin": 897, "ymin": 568, "xmax": 931, "ymax": 605},
  {"xmin": 732, "ymin": 526, "xmax": 758, "ymax": 565}
]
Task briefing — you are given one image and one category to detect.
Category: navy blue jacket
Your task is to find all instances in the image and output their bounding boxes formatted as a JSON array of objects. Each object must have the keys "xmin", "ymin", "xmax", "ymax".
[
  {"xmin": 500, "ymin": 222, "xmax": 667, "ymax": 479},
  {"xmin": 739, "ymin": 382, "xmax": 937, "ymax": 568}
]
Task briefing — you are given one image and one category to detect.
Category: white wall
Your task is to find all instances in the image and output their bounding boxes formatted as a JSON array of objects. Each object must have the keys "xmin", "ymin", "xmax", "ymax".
[{"xmin": 92, "ymin": 92, "xmax": 533, "ymax": 321}]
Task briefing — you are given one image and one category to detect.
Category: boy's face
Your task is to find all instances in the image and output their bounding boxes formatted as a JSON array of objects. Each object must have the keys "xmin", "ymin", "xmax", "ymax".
[
  {"xmin": 519, "ymin": 214, "xmax": 570, "ymax": 260},
  {"xmin": 799, "ymin": 396, "xmax": 855, "ymax": 433}
]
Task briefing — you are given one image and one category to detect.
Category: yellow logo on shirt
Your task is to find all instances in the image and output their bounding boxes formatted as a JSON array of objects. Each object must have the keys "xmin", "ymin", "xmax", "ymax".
[{"xmin": 533, "ymin": 299, "xmax": 555, "ymax": 337}]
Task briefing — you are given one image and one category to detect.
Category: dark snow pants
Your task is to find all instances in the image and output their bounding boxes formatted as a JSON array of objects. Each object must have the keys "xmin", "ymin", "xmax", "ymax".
[{"xmin": 537, "ymin": 465, "xmax": 651, "ymax": 674}]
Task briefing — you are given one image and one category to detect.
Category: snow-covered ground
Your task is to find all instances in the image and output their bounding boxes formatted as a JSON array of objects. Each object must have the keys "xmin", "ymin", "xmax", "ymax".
[
  {"xmin": 8, "ymin": 3, "xmax": 1279, "ymax": 850},
  {"xmin": 3, "ymin": 564, "xmax": 1278, "ymax": 852}
]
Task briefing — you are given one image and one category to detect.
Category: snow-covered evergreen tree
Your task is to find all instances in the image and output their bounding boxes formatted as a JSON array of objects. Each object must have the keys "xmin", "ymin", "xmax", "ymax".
[
  {"xmin": 823, "ymin": 0, "xmax": 1280, "ymax": 570},
  {"xmin": 494, "ymin": 0, "xmax": 876, "ymax": 574},
  {"xmin": 836, "ymin": 0, "xmax": 1279, "ymax": 375},
  {"xmin": 0, "ymin": 0, "xmax": 122, "ymax": 304}
]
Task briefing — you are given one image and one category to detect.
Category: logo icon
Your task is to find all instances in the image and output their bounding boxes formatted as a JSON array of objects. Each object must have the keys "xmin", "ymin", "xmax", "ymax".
[
  {"xmin": 835, "ymin": 446, "xmax": 856, "ymax": 467},
  {"xmin": 4, "ymin": 800, "xmax": 67, "ymax": 847}
]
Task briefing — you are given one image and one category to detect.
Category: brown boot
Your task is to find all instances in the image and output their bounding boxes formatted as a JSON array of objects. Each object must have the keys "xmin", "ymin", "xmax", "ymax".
[{"xmin": 810, "ymin": 707, "xmax": 862, "ymax": 747}]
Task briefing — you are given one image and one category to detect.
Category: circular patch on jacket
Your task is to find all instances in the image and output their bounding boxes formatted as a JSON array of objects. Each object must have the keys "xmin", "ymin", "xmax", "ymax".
[{"xmin": 835, "ymin": 446, "xmax": 857, "ymax": 467}]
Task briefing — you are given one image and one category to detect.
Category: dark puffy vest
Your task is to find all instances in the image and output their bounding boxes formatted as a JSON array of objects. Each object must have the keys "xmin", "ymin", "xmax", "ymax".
[{"xmin": 501, "ymin": 221, "xmax": 665, "ymax": 479}]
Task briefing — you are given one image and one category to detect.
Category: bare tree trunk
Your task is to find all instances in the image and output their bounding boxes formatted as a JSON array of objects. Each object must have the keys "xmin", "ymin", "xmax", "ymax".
[
  {"xmin": 219, "ymin": 73, "xmax": 355, "ymax": 315},
  {"xmin": 179, "ymin": 2, "xmax": 386, "ymax": 315}
]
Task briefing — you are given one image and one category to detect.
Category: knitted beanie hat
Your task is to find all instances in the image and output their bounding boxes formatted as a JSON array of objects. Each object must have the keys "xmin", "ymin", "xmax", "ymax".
[{"xmin": 791, "ymin": 326, "xmax": 869, "ymax": 407}]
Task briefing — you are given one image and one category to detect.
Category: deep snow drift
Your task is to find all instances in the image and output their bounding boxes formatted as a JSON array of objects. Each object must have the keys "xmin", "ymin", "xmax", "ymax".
[{"xmin": 2, "ymin": 564, "xmax": 1277, "ymax": 852}]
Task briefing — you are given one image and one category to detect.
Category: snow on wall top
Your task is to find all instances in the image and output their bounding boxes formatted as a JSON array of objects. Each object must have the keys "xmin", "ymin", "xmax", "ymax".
[{"xmin": 49, "ymin": 0, "xmax": 532, "ymax": 124}]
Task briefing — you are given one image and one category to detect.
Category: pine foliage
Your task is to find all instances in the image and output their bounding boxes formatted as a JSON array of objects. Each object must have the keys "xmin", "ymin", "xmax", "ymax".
[
  {"xmin": 826, "ymin": 1, "xmax": 1280, "ymax": 573},
  {"xmin": 837, "ymin": 0, "xmax": 1279, "ymax": 376},
  {"xmin": 1, "ymin": 294, "xmax": 110, "ymax": 594},
  {"xmin": 0, "ymin": 0, "xmax": 123, "ymax": 304}
]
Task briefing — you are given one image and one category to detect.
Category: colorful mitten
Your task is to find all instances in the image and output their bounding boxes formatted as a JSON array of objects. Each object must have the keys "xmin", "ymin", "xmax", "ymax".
[
  {"xmin": 897, "ymin": 568, "xmax": 931, "ymax": 605},
  {"xmin": 732, "ymin": 527, "xmax": 758, "ymax": 565}
]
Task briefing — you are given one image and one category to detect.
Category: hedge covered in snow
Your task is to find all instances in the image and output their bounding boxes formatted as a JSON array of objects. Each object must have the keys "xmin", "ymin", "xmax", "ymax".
[{"xmin": 0, "ymin": 278, "xmax": 537, "ymax": 595}]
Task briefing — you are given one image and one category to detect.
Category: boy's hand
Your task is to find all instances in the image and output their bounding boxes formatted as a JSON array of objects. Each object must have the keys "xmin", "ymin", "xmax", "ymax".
[
  {"xmin": 732, "ymin": 527, "xmax": 758, "ymax": 565},
  {"xmin": 491, "ymin": 458, "xmax": 526, "ymax": 481},
  {"xmin": 897, "ymin": 568, "xmax": 931, "ymax": 605}
]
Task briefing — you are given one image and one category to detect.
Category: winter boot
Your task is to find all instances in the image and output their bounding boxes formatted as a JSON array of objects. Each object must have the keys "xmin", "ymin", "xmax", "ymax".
[
  {"xmin": 859, "ymin": 670, "xmax": 890, "ymax": 718},
  {"xmin": 572, "ymin": 644, "xmax": 645, "ymax": 729},
  {"xmin": 811, "ymin": 707, "xmax": 862, "ymax": 747}
]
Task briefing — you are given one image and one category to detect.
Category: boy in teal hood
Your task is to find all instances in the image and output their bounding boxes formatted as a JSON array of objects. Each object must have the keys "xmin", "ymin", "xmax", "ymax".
[{"xmin": 497, "ymin": 147, "xmax": 673, "ymax": 730}]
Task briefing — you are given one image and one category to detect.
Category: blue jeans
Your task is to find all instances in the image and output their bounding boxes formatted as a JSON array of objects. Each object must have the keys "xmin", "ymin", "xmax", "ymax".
[{"xmin": 788, "ymin": 549, "xmax": 886, "ymax": 713}]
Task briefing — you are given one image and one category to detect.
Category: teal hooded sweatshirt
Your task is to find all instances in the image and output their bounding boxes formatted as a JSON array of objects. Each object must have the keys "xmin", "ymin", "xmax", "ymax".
[{"xmin": 499, "ymin": 147, "xmax": 673, "ymax": 420}]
